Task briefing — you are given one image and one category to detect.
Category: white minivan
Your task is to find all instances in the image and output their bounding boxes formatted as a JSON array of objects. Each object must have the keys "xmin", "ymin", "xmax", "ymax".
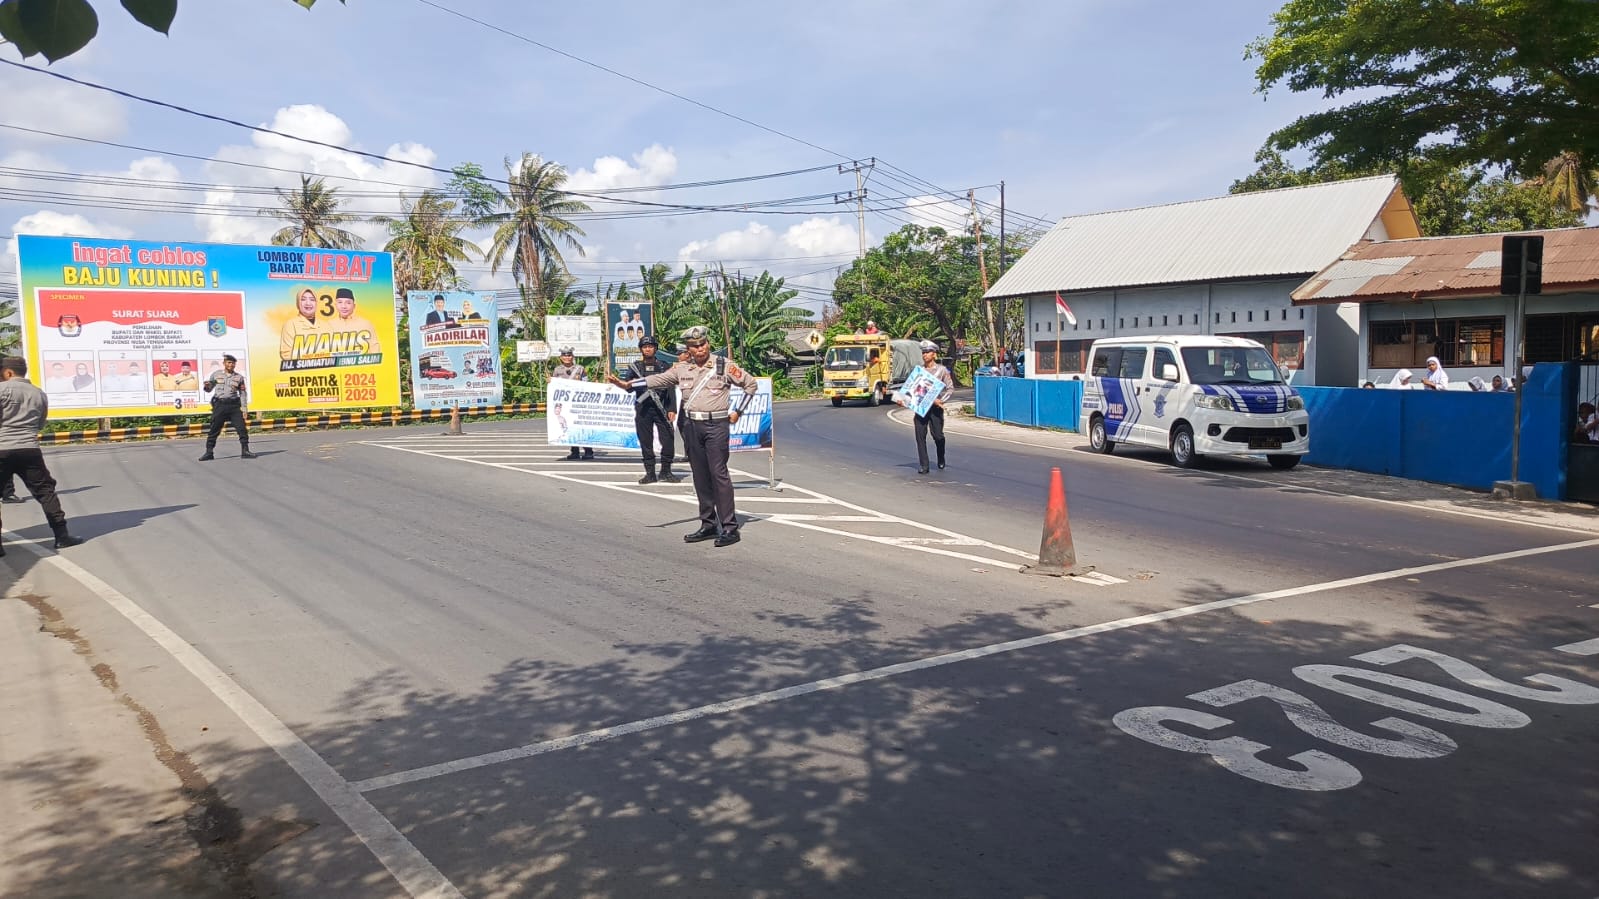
[{"xmin": 1078, "ymin": 335, "xmax": 1310, "ymax": 469}]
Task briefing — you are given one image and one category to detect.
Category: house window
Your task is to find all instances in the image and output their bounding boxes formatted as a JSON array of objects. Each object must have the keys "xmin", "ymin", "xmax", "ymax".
[
  {"xmin": 1162, "ymin": 315, "xmax": 1169, "ymax": 326},
  {"xmin": 1215, "ymin": 312, "xmax": 1221, "ymax": 324},
  {"xmin": 1220, "ymin": 330, "xmax": 1307, "ymax": 371},
  {"xmin": 1367, "ymin": 317, "xmax": 1505, "ymax": 368},
  {"xmin": 1248, "ymin": 310, "xmax": 1254, "ymax": 322},
  {"xmin": 1119, "ymin": 318, "xmax": 1124, "ymax": 328},
  {"xmin": 1033, "ymin": 321, "xmax": 1040, "ymax": 333},
  {"xmin": 1299, "ymin": 308, "xmax": 1305, "ymax": 320},
  {"xmin": 1231, "ymin": 312, "xmax": 1237, "ymax": 323},
  {"xmin": 1033, "ymin": 339, "xmax": 1091, "ymax": 375}
]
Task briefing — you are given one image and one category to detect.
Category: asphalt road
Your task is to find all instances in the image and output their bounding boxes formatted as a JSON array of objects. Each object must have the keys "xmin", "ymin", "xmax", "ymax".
[{"xmin": 3, "ymin": 399, "xmax": 1596, "ymax": 898}]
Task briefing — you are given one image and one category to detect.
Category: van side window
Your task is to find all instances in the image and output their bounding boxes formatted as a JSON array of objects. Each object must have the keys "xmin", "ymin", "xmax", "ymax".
[
  {"xmin": 1091, "ymin": 348, "xmax": 1120, "ymax": 377},
  {"xmin": 1118, "ymin": 347, "xmax": 1148, "ymax": 379},
  {"xmin": 1153, "ymin": 347, "xmax": 1178, "ymax": 380}
]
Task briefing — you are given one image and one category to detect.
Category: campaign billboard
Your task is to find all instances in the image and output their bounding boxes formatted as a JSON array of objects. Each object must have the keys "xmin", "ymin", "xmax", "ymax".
[
  {"xmin": 606, "ymin": 300, "xmax": 652, "ymax": 372},
  {"xmin": 407, "ymin": 291, "xmax": 503, "ymax": 410},
  {"xmin": 15, "ymin": 235, "xmax": 400, "ymax": 417}
]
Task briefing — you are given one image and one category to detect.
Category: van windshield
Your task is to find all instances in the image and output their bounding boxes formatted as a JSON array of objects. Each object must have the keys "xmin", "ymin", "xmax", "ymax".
[
  {"xmin": 826, "ymin": 347, "xmax": 869, "ymax": 370},
  {"xmin": 1180, "ymin": 346, "xmax": 1285, "ymax": 385}
]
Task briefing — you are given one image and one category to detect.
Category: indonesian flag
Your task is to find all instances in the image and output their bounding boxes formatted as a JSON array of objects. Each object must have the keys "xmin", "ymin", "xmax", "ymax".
[{"xmin": 1055, "ymin": 291, "xmax": 1077, "ymax": 326}]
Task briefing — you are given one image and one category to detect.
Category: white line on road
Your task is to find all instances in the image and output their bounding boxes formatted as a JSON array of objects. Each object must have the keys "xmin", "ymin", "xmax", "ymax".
[
  {"xmin": 1555, "ymin": 638, "xmax": 1599, "ymax": 656},
  {"xmin": 351, "ymin": 536, "xmax": 1599, "ymax": 793},
  {"xmin": 4, "ymin": 532, "xmax": 464, "ymax": 899}
]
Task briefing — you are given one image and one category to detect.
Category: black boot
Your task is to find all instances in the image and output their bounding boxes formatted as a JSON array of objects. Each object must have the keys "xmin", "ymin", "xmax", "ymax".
[
  {"xmin": 51, "ymin": 523, "xmax": 85, "ymax": 549},
  {"xmin": 582, "ymin": 447, "xmax": 595, "ymax": 459},
  {"xmin": 937, "ymin": 442, "xmax": 947, "ymax": 470},
  {"xmin": 199, "ymin": 447, "xmax": 215, "ymax": 461},
  {"xmin": 240, "ymin": 444, "xmax": 258, "ymax": 459},
  {"xmin": 1, "ymin": 492, "xmax": 24, "ymax": 504},
  {"xmin": 564, "ymin": 448, "xmax": 581, "ymax": 460},
  {"xmin": 658, "ymin": 462, "xmax": 682, "ymax": 483},
  {"xmin": 638, "ymin": 463, "xmax": 658, "ymax": 485}
]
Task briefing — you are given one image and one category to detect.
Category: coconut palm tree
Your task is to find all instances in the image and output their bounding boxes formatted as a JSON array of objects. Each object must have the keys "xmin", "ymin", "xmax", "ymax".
[
  {"xmin": 1544, "ymin": 151, "xmax": 1598, "ymax": 214},
  {"xmin": 480, "ymin": 153, "xmax": 591, "ymax": 308},
  {"xmin": 262, "ymin": 175, "xmax": 363, "ymax": 248},
  {"xmin": 377, "ymin": 191, "xmax": 479, "ymax": 295}
]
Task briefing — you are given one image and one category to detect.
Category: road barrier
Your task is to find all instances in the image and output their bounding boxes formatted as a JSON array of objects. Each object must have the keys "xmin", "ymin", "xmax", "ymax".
[
  {"xmin": 974, "ymin": 376, "xmax": 1083, "ymax": 430},
  {"xmin": 40, "ymin": 403, "xmax": 546, "ymax": 445}
]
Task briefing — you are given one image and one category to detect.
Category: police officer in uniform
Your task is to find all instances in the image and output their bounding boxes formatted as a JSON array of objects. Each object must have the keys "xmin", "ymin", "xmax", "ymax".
[
  {"xmin": 900, "ymin": 339, "xmax": 955, "ymax": 474},
  {"xmin": 549, "ymin": 347, "xmax": 594, "ymax": 460},
  {"xmin": 610, "ymin": 326, "xmax": 757, "ymax": 547},
  {"xmin": 199, "ymin": 354, "xmax": 255, "ymax": 461},
  {"xmin": 0, "ymin": 356, "xmax": 85, "ymax": 553},
  {"xmin": 626, "ymin": 335, "xmax": 681, "ymax": 484}
]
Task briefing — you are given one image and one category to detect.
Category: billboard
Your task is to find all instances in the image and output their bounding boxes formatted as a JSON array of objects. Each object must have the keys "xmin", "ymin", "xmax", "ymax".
[
  {"xmin": 15, "ymin": 235, "xmax": 400, "ymax": 417},
  {"xmin": 407, "ymin": 291, "xmax": 503, "ymax": 410},
  {"xmin": 545, "ymin": 314, "xmax": 602, "ymax": 357},
  {"xmin": 606, "ymin": 300, "xmax": 652, "ymax": 372}
]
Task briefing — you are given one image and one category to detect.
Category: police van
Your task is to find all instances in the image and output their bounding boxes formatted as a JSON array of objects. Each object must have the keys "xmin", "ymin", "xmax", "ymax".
[{"xmin": 1078, "ymin": 335, "xmax": 1309, "ymax": 469}]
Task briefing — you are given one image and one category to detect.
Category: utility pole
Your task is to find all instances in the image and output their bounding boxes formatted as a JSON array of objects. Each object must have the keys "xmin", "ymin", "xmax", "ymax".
[
  {"xmin": 836, "ymin": 158, "xmax": 875, "ymax": 300},
  {"xmin": 998, "ymin": 181, "xmax": 1006, "ymax": 358},
  {"xmin": 971, "ymin": 189, "xmax": 999, "ymax": 367}
]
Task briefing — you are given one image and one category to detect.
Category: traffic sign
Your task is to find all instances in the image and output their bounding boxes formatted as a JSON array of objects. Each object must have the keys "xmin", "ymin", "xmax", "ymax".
[{"xmin": 806, "ymin": 329, "xmax": 823, "ymax": 350}]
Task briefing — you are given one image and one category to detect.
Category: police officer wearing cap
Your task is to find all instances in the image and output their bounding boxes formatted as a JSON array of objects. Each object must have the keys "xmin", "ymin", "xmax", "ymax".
[
  {"xmin": 625, "ymin": 334, "xmax": 681, "ymax": 484},
  {"xmin": 550, "ymin": 347, "xmax": 593, "ymax": 460},
  {"xmin": 609, "ymin": 325, "xmax": 757, "ymax": 547},
  {"xmin": 900, "ymin": 339, "xmax": 954, "ymax": 474},
  {"xmin": 199, "ymin": 354, "xmax": 255, "ymax": 461}
]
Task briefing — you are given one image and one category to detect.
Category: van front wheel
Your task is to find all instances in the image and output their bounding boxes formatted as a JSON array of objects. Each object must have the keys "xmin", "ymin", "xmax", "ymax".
[
  {"xmin": 1170, "ymin": 424, "xmax": 1199, "ymax": 468},
  {"xmin": 1089, "ymin": 415, "xmax": 1115, "ymax": 454},
  {"xmin": 1268, "ymin": 454, "xmax": 1301, "ymax": 470}
]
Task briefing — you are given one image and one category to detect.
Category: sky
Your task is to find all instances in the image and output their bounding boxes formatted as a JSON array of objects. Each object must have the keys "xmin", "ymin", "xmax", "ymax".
[{"xmin": 0, "ymin": 0, "xmax": 1334, "ymax": 317}]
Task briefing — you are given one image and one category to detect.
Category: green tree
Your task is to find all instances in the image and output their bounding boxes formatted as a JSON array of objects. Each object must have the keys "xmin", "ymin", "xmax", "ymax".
[
  {"xmin": 724, "ymin": 271, "xmax": 812, "ymax": 377},
  {"xmin": 0, "ymin": 299, "xmax": 19, "ymax": 354},
  {"xmin": 477, "ymin": 153, "xmax": 591, "ymax": 308},
  {"xmin": 1229, "ymin": 147, "xmax": 1378, "ymax": 194},
  {"xmin": 0, "ymin": 0, "xmax": 341, "ymax": 63},
  {"xmin": 377, "ymin": 190, "xmax": 478, "ymax": 296},
  {"xmin": 262, "ymin": 174, "xmax": 363, "ymax": 249},
  {"xmin": 1249, "ymin": 0, "xmax": 1599, "ymax": 206},
  {"xmin": 832, "ymin": 224, "xmax": 986, "ymax": 359},
  {"xmin": 638, "ymin": 263, "xmax": 715, "ymax": 344},
  {"xmin": 1544, "ymin": 151, "xmax": 1599, "ymax": 214}
]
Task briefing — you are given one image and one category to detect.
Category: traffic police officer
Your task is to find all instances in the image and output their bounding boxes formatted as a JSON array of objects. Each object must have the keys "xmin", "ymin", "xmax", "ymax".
[
  {"xmin": 0, "ymin": 356, "xmax": 85, "ymax": 553},
  {"xmin": 609, "ymin": 326, "xmax": 757, "ymax": 547},
  {"xmin": 626, "ymin": 335, "xmax": 681, "ymax": 484},
  {"xmin": 199, "ymin": 354, "xmax": 255, "ymax": 461},
  {"xmin": 550, "ymin": 347, "xmax": 593, "ymax": 460},
  {"xmin": 903, "ymin": 339, "xmax": 955, "ymax": 474}
]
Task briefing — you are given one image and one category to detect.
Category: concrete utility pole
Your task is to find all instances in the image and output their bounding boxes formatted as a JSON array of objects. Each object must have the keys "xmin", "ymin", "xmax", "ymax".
[
  {"xmin": 835, "ymin": 158, "xmax": 875, "ymax": 298},
  {"xmin": 998, "ymin": 180, "xmax": 1006, "ymax": 355},
  {"xmin": 971, "ymin": 189, "xmax": 999, "ymax": 366}
]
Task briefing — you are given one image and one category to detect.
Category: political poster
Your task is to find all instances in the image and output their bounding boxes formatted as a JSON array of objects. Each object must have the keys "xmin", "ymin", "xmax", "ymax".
[
  {"xmin": 407, "ymin": 291, "xmax": 502, "ymax": 410},
  {"xmin": 892, "ymin": 366, "xmax": 942, "ymax": 418},
  {"xmin": 728, "ymin": 377, "xmax": 774, "ymax": 452},
  {"xmin": 606, "ymin": 300, "xmax": 652, "ymax": 372},
  {"xmin": 545, "ymin": 314, "xmax": 602, "ymax": 357},
  {"xmin": 15, "ymin": 235, "xmax": 399, "ymax": 418}
]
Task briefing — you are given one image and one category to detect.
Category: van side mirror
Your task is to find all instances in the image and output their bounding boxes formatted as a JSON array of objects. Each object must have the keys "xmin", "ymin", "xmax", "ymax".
[{"xmin": 1160, "ymin": 363, "xmax": 1179, "ymax": 381}]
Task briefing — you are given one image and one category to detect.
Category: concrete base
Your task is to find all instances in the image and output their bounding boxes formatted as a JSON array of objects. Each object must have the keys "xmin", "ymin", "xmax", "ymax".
[{"xmin": 1492, "ymin": 480, "xmax": 1538, "ymax": 500}]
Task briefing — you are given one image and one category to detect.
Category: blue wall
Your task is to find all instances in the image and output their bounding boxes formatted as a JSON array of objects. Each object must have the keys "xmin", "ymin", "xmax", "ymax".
[{"xmin": 975, "ymin": 365, "xmax": 1575, "ymax": 498}]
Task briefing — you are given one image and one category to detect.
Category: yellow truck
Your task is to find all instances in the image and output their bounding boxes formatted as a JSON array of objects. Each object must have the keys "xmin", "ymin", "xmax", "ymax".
[{"xmin": 822, "ymin": 335, "xmax": 921, "ymax": 406}]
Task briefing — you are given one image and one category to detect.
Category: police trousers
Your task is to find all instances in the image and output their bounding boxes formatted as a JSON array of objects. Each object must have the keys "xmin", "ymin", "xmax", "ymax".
[
  {"xmin": 914, "ymin": 405, "xmax": 946, "ymax": 468},
  {"xmin": 635, "ymin": 407, "xmax": 675, "ymax": 468},
  {"xmin": 0, "ymin": 448, "xmax": 69, "ymax": 534},
  {"xmin": 206, "ymin": 398, "xmax": 249, "ymax": 450},
  {"xmin": 682, "ymin": 418, "xmax": 737, "ymax": 532}
]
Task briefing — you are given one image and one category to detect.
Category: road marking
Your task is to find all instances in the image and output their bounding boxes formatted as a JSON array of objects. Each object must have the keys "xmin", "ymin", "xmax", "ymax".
[
  {"xmin": 350, "ymin": 536, "xmax": 1599, "ymax": 793},
  {"xmin": 3, "ymin": 532, "xmax": 463, "ymax": 899},
  {"xmin": 1555, "ymin": 638, "xmax": 1599, "ymax": 656}
]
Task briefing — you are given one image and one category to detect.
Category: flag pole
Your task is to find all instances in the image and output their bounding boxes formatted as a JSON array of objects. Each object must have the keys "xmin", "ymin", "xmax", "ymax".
[{"xmin": 1056, "ymin": 308, "xmax": 1062, "ymax": 380}]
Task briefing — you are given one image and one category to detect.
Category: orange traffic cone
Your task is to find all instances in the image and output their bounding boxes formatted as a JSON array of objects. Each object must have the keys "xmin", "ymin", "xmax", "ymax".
[
  {"xmin": 444, "ymin": 404, "xmax": 464, "ymax": 436},
  {"xmin": 1026, "ymin": 466, "xmax": 1081, "ymax": 577}
]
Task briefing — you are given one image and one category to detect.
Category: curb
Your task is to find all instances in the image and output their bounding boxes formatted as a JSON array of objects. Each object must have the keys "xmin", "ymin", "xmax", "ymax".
[{"xmin": 41, "ymin": 403, "xmax": 546, "ymax": 445}]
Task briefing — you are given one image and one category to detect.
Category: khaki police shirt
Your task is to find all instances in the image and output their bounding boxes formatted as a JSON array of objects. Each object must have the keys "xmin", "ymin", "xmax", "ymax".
[
  {"xmin": 550, "ymin": 362, "xmax": 586, "ymax": 381},
  {"xmin": 207, "ymin": 370, "xmax": 247, "ymax": 401},
  {"xmin": 638, "ymin": 356, "xmax": 758, "ymax": 414},
  {"xmin": 0, "ymin": 377, "xmax": 47, "ymax": 451},
  {"xmin": 925, "ymin": 362, "xmax": 955, "ymax": 404}
]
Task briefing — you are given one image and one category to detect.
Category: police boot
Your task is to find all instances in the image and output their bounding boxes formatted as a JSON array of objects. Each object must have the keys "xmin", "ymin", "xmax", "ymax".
[
  {"xmin": 1, "ymin": 490, "xmax": 24, "ymax": 504},
  {"xmin": 658, "ymin": 462, "xmax": 682, "ymax": 483},
  {"xmin": 638, "ymin": 463, "xmax": 658, "ymax": 485},
  {"xmin": 240, "ymin": 443, "xmax": 258, "ymax": 460},
  {"xmin": 936, "ymin": 441, "xmax": 947, "ymax": 470},
  {"xmin": 51, "ymin": 523, "xmax": 85, "ymax": 550},
  {"xmin": 582, "ymin": 448, "xmax": 595, "ymax": 459},
  {"xmin": 199, "ymin": 444, "xmax": 216, "ymax": 461},
  {"xmin": 564, "ymin": 448, "xmax": 581, "ymax": 460}
]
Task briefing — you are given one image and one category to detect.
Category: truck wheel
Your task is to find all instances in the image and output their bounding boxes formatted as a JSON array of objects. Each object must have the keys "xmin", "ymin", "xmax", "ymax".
[
  {"xmin": 1170, "ymin": 424, "xmax": 1199, "ymax": 468},
  {"xmin": 868, "ymin": 385, "xmax": 883, "ymax": 407},
  {"xmin": 1268, "ymin": 454, "xmax": 1301, "ymax": 470},
  {"xmin": 1089, "ymin": 415, "xmax": 1115, "ymax": 454},
  {"xmin": 830, "ymin": 397, "xmax": 843, "ymax": 407}
]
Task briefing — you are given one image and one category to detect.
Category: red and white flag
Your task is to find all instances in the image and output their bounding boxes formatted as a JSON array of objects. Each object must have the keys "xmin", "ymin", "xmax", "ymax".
[{"xmin": 1054, "ymin": 292, "xmax": 1077, "ymax": 327}]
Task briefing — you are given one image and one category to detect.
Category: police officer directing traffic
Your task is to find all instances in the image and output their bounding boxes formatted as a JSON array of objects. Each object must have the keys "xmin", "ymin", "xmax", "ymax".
[
  {"xmin": 0, "ymin": 356, "xmax": 85, "ymax": 553},
  {"xmin": 609, "ymin": 325, "xmax": 757, "ymax": 547},
  {"xmin": 550, "ymin": 347, "xmax": 594, "ymax": 460},
  {"xmin": 626, "ymin": 335, "xmax": 681, "ymax": 484},
  {"xmin": 901, "ymin": 339, "xmax": 955, "ymax": 474},
  {"xmin": 199, "ymin": 354, "xmax": 255, "ymax": 461}
]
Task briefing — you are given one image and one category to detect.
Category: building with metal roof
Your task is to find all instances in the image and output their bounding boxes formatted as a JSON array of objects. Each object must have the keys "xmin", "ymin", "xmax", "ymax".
[{"xmin": 985, "ymin": 175, "xmax": 1420, "ymax": 386}]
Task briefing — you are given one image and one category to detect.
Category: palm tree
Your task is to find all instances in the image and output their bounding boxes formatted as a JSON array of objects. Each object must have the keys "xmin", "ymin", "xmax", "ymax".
[
  {"xmin": 1544, "ymin": 151, "xmax": 1598, "ymax": 214},
  {"xmin": 262, "ymin": 174, "xmax": 363, "ymax": 248},
  {"xmin": 726, "ymin": 271, "xmax": 813, "ymax": 376},
  {"xmin": 377, "ymin": 191, "xmax": 479, "ymax": 295},
  {"xmin": 481, "ymin": 153, "xmax": 592, "ymax": 312}
]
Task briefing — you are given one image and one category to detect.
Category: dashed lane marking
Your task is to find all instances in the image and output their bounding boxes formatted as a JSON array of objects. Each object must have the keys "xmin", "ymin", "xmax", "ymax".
[{"xmin": 1555, "ymin": 638, "xmax": 1599, "ymax": 655}]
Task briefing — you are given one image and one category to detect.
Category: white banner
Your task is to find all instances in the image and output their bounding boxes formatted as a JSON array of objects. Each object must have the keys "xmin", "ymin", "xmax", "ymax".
[
  {"xmin": 545, "ymin": 315, "xmax": 603, "ymax": 358},
  {"xmin": 517, "ymin": 339, "xmax": 549, "ymax": 363}
]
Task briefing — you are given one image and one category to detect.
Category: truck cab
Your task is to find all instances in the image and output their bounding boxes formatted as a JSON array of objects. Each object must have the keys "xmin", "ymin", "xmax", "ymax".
[{"xmin": 823, "ymin": 335, "xmax": 893, "ymax": 406}]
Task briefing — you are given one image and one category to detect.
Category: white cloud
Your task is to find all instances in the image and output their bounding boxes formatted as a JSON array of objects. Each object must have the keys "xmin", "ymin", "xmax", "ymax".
[
  {"xmin": 0, "ymin": 65, "xmax": 127, "ymax": 144},
  {"xmin": 10, "ymin": 210, "xmax": 132, "ymax": 240},
  {"xmin": 566, "ymin": 145, "xmax": 678, "ymax": 192},
  {"xmin": 678, "ymin": 216, "xmax": 858, "ymax": 263},
  {"xmin": 899, "ymin": 195, "xmax": 972, "ymax": 233}
]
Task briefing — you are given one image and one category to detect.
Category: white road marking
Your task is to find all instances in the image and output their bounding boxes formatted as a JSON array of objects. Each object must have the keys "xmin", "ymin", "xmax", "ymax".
[
  {"xmin": 1555, "ymin": 638, "xmax": 1599, "ymax": 656},
  {"xmin": 1072, "ymin": 571, "xmax": 1130, "ymax": 586},
  {"xmin": 3, "ymin": 533, "xmax": 463, "ymax": 899},
  {"xmin": 351, "ymin": 536, "xmax": 1599, "ymax": 793}
]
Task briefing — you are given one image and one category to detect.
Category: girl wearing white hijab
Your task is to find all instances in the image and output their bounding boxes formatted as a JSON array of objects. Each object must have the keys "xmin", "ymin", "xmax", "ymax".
[
  {"xmin": 1421, "ymin": 356, "xmax": 1449, "ymax": 390},
  {"xmin": 1387, "ymin": 368, "xmax": 1415, "ymax": 388}
]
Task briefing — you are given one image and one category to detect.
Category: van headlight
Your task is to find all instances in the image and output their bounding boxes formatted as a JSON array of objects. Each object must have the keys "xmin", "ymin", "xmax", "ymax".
[
  {"xmin": 1286, "ymin": 396, "xmax": 1305, "ymax": 411},
  {"xmin": 1195, "ymin": 394, "xmax": 1233, "ymax": 411}
]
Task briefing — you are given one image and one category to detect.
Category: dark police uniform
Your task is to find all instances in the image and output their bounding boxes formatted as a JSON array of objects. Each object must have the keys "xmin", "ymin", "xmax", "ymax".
[
  {"xmin": 550, "ymin": 349, "xmax": 593, "ymax": 459},
  {"xmin": 627, "ymin": 337, "xmax": 679, "ymax": 484},
  {"xmin": 200, "ymin": 356, "xmax": 253, "ymax": 460},
  {"xmin": 0, "ymin": 358, "xmax": 84, "ymax": 552},
  {"xmin": 628, "ymin": 326, "xmax": 757, "ymax": 547}
]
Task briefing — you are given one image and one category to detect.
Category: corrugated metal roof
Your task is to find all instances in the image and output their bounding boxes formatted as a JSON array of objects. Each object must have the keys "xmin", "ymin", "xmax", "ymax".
[
  {"xmin": 1292, "ymin": 226, "xmax": 1599, "ymax": 304},
  {"xmin": 985, "ymin": 175, "xmax": 1403, "ymax": 299}
]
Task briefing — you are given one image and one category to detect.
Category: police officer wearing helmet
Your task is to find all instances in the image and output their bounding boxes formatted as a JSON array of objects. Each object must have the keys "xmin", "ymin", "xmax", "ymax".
[
  {"xmin": 900, "ymin": 339, "xmax": 954, "ymax": 474},
  {"xmin": 626, "ymin": 334, "xmax": 681, "ymax": 484},
  {"xmin": 550, "ymin": 347, "xmax": 593, "ymax": 460},
  {"xmin": 609, "ymin": 325, "xmax": 758, "ymax": 547}
]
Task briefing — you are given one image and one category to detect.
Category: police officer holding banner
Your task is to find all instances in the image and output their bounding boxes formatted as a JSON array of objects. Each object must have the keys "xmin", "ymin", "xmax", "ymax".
[
  {"xmin": 901, "ymin": 339, "xmax": 955, "ymax": 474},
  {"xmin": 610, "ymin": 326, "xmax": 757, "ymax": 547},
  {"xmin": 625, "ymin": 335, "xmax": 681, "ymax": 484},
  {"xmin": 199, "ymin": 354, "xmax": 255, "ymax": 461},
  {"xmin": 550, "ymin": 347, "xmax": 594, "ymax": 460}
]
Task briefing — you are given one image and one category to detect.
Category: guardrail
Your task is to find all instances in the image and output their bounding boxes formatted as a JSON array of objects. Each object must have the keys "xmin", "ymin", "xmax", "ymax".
[{"xmin": 41, "ymin": 402, "xmax": 546, "ymax": 445}]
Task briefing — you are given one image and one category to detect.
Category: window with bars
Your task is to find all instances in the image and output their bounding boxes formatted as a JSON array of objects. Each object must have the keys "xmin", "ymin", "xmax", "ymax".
[
  {"xmin": 1220, "ymin": 330, "xmax": 1307, "ymax": 370},
  {"xmin": 1032, "ymin": 339, "xmax": 1091, "ymax": 375},
  {"xmin": 1367, "ymin": 317, "xmax": 1504, "ymax": 368}
]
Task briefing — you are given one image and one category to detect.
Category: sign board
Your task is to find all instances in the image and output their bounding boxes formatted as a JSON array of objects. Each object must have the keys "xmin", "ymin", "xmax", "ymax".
[
  {"xmin": 406, "ymin": 291, "xmax": 502, "ymax": 410},
  {"xmin": 516, "ymin": 340, "xmax": 549, "ymax": 363},
  {"xmin": 544, "ymin": 314, "xmax": 602, "ymax": 357},
  {"xmin": 15, "ymin": 234, "xmax": 400, "ymax": 418},
  {"xmin": 1501, "ymin": 235, "xmax": 1544, "ymax": 295},
  {"xmin": 606, "ymin": 300, "xmax": 653, "ymax": 371},
  {"xmin": 806, "ymin": 329, "xmax": 823, "ymax": 350}
]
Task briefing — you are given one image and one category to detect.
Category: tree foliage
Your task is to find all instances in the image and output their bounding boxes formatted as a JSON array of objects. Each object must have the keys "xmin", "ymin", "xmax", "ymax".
[
  {"xmin": 0, "ymin": 0, "xmax": 340, "ymax": 63},
  {"xmin": 831, "ymin": 224, "xmax": 993, "ymax": 360},
  {"xmin": 377, "ymin": 190, "xmax": 478, "ymax": 296},
  {"xmin": 1249, "ymin": 0, "xmax": 1599, "ymax": 197},
  {"xmin": 262, "ymin": 174, "xmax": 363, "ymax": 249},
  {"xmin": 467, "ymin": 153, "xmax": 591, "ymax": 331}
]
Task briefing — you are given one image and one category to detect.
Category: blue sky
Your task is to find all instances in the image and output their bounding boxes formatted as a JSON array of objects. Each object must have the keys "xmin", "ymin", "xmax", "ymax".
[{"xmin": 1, "ymin": 0, "xmax": 1332, "ymax": 314}]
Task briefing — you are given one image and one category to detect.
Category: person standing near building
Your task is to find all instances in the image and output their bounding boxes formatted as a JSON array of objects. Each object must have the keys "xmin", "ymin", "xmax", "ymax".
[
  {"xmin": 550, "ymin": 347, "xmax": 593, "ymax": 460},
  {"xmin": 609, "ymin": 326, "xmax": 758, "ymax": 547},
  {"xmin": 0, "ymin": 357, "xmax": 85, "ymax": 553},
  {"xmin": 199, "ymin": 354, "xmax": 255, "ymax": 461},
  {"xmin": 626, "ymin": 335, "xmax": 680, "ymax": 484},
  {"xmin": 900, "ymin": 340, "xmax": 955, "ymax": 474}
]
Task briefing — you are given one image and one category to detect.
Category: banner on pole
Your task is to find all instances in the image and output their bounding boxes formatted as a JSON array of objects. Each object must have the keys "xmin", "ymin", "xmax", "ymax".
[
  {"xmin": 545, "ymin": 315, "xmax": 602, "ymax": 357},
  {"xmin": 407, "ymin": 291, "xmax": 502, "ymax": 410}
]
